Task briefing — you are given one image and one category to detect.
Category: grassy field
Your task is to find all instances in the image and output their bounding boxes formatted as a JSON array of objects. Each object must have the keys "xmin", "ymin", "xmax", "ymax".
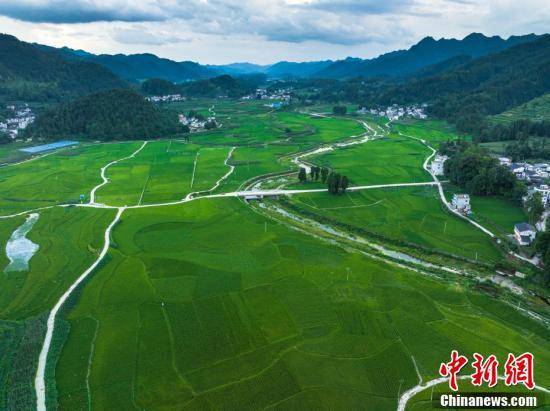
[
  {"xmin": 443, "ymin": 185, "xmax": 528, "ymax": 238},
  {"xmin": 0, "ymin": 142, "xmax": 140, "ymax": 214},
  {"xmin": 96, "ymin": 141, "xmax": 232, "ymax": 206},
  {"xmin": 303, "ymin": 134, "xmax": 431, "ymax": 187},
  {"xmin": 221, "ymin": 144, "xmax": 300, "ymax": 191},
  {"xmin": 51, "ymin": 199, "xmax": 548, "ymax": 410},
  {"xmin": 0, "ymin": 207, "xmax": 115, "ymax": 319},
  {"xmin": 393, "ymin": 119, "xmax": 470, "ymax": 144},
  {"xmin": 0, "ymin": 206, "xmax": 114, "ymax": 409},
  {"xmin": 285, "ymin": 187, "xmax": 502, "ymax": 263},
  {"xmin": 0, "ymin": 99, "xmax": 547, "ymax": 410},
  {"xmin": 169, "ymin": 100, "xmax": 365, "ymax": 148},
  {"xmin": 490, "ymin": 93, "xmax": 550, "ymax": 124}
]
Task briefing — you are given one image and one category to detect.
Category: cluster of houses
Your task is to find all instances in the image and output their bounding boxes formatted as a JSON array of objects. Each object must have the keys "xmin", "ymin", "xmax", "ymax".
[
  {"xmin": 358, "ymin": 104, "xmax": 427, "ymax": 121},
  {"xmin": 0, "ymin": 104, "xmax": 35, "ymax": 139},
  {"xmin": 178, "ymin": 113, "xmax": 217, "ymax": 131},
  {"xmin": 146, "ymin": 94, "xmax": 186, "ymax": 103},
  {"xmin": 241, "ymin": 88, "xmax": 292, "ymax": 103},
  {"xmin": 499, "ymin": 157, "xmax": 549, "ymax": 185},
  {"xmin": 498, "ymin": 157, "xmax": 550, "ymax": 209},
  {"xmin": 438, "ymin": 155, "xmax": 547, "ymax": 247}
]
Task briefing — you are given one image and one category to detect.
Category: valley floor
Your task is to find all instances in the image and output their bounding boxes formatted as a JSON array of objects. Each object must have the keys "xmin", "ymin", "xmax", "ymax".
[{"xmin": 0, "ymin": 100, "xmax": 548, "ymax": 411}]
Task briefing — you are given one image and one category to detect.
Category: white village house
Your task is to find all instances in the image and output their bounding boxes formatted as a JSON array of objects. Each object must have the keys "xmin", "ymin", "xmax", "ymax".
[
  {"xmin": 534, "ymin": 184, "xmax": 550, "ymax": 207},
  {"xmin": 514, "ymin": 223, "xmax": 536, "ymax": 246},
  {"xmin": 431, "ymin": 154, "xmax": 448, "ymax": 176},
  {"xmin": 451, "ymin": 194, "xmax": 471, "ymax": 214},
  {"xmin": 498, "ymin": 157, "xmax": 512, "ymax": 166}
]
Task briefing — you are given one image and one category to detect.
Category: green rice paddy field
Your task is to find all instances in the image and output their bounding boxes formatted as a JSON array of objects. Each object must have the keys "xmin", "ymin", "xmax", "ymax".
[
  {"xmin": 95, "ymin": 141, "xmax": 233, "ymax": 206},
  {"xmin": 0, "ymin": 206, "xmax": 115, "ymax": 410},
  {"xmin": 286, "ymin": 187, "xmax": 502, "ymax": 263},
  {"xmin": 53, "ymin": 199, "xmax": 549, "ymax": 410},
  {"xmin": 0, "ymin": 102, "xmax": 548, "ymax": 410},
  {"xmin": 0, "ymin": 142, "xmax": 140, "ymax": 214},
  {"xmin": 304, "ymin": 135, "xmax": 432, "ymax": 187}
]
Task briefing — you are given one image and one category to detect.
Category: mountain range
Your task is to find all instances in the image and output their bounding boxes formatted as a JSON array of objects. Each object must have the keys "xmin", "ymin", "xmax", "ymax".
[
  {"xmin": 0, "ymin": 34, "xmax": 127, "ymax": 101},
  {"xmin": 32, "ymin": 32, "xmax": 542, "ymax": 83}
]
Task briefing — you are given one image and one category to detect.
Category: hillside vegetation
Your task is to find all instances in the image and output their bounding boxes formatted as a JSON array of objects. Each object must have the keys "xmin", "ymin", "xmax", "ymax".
[
  {"xmin": 490, "ymin": 93, "xmax": 550, "ymax": 124},
  {"xmin": 0, "ymin": 34, "xmax": 127, "ymax": 102},
  {"xmin": 25, "ymin": 89, "xmax": 181, "ymax": 141}
]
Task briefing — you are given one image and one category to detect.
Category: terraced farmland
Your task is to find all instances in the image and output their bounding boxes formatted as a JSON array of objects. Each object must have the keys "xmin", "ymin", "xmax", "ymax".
[
  {"xmin": 284, "ymin": 187, "xmax": 502, "ymax": 263},
  {"xmin": 52, "ymin": 199, "xmax": 549, "ymax": 410},
  {"xmin": 0, "ymin": 101, "xmax": 548, "ymax": 411}
]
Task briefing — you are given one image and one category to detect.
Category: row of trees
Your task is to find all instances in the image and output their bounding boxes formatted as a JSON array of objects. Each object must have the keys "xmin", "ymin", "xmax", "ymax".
[
  {"xmin": 298, "ymin": 166, "xmax": 329, "ymax": 183},
  {"xmin": 327, "ymin": 173, "xmax": 349, "ymax": 194},
  {"xmin": 505, "ymin": 137, "xmax": 550, "ymax": 161},
  {"xmin": 297, "ymin": 166, "xmax": 349, "ymax": 195}
]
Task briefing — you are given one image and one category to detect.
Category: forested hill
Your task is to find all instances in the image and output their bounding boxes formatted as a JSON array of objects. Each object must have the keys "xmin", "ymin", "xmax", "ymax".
[
  {"xmin": 25, "ymin": 89, "xmax": 180, "ymax": 141},
  {"xmin": 158, "ymin": 74, "xmax": 265, "ymax": 97},
  {"xmin": 315, "ymin": 33, "xmax": 540, "ymax": 79},
  {"xmin": 38, "ymin": 45, "xmax": 218, "ymax": 83},
  {"xmin": 384, "ymin": 35, "xmax": 550, "ymax": 133},
  {"xmin": 0, "ymin": 34, "xmax": 127, "ymax": 102}
]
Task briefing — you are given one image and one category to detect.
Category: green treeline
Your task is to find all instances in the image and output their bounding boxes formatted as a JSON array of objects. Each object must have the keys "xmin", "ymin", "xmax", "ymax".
[
  {"xmin": 25, "ymin": 89, "xmax": 182, "ymax": 141},
  {"xmin": 140, "ymin": 74, "xmax": 263, "ymax": 98},
  {"xmin": 441, "ymin": 141, "xmax": 526, "ymax": 204}
]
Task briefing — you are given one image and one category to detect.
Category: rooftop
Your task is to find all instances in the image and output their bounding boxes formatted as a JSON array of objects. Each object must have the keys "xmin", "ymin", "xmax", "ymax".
[
  {"xmin": 19, "ymin": 140, "xmax": 79, "ymax": 154},
  {"xmin": 515, "ymin": 222, "xmax": 535, "ymax": 232}
]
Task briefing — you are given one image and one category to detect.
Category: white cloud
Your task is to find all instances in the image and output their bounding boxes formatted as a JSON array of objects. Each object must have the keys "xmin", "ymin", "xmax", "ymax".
[{"xmin": 0, "ymin": 0, "xmax": 547, "ymax": 64}]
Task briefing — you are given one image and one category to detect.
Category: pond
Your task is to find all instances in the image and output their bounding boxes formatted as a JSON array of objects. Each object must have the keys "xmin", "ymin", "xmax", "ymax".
[{"xmin": 5, "ymin": 213, "xmax": 39, "ymax": 272}]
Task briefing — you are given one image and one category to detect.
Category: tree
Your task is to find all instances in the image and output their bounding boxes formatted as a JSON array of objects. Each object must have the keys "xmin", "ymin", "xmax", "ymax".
[
  {"xmin": 332, "ymin": 106, "xmax": 347, "ymax": 116},
  {"xmin": 341, "ymin": 176, "xmax": 349, "ymax": 192},
  {"xmin": 327, "ymin": 173, "xmax": 337, "ymax": 194},
  {"xmin": 321, "ymin": 167, "xmax": 329, "ymax": 183},
  {"xmin": 535, "ymin": 229, "xmax": 550, "ymax": 283},
  {"xmin": 526, "ymin": 193, "xmax": 544, "ymax": 224},
  {"xmin": 204, "ymin": 120, "xmax": 217, "ymax": 130},
  {"xmin": 298, "ymin": 167, "xmax": 307, "ymax": 183},
  {"xmin": 327, "ymin": 173, "xmax": 346, "ymax": 195}
]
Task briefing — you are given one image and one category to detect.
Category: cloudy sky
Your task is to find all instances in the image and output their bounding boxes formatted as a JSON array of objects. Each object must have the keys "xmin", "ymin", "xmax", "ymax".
[{"xmin": 0, "ymin": 0, "xmax": 548, "ymax": 64}]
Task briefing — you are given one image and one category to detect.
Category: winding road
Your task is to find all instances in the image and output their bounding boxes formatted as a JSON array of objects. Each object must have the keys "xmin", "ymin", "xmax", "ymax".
[
  {"xmin": 0, "ymin": 112, "xmax": 541, "ymax": 411},
  {"xmin": 35, "ymin": 207, "xmax": 125, "ymax": 411}
]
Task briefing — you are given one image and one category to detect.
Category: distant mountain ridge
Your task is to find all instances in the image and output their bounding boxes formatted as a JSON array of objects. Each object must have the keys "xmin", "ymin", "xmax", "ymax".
[
  {"xmin": 34, "ymin": 32, "xmax": 541, "ymax": 83},
  {"xmin": 315, "ymin": 33, "xmax": 541, "ymax": 78},
  {"xmin": 37, "ymin": 44, "xmax": 218, "ymax": 83}
]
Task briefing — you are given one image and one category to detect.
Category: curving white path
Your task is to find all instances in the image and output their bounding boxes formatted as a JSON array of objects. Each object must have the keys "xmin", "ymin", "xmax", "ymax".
[
  {"xmin": 184, "ymin": 147, "xmax": 236, "ymax": 200},
  {"xmin": 397, "ymin": 375, "xmax": 550, "ymax": 411},
  {"xmin": 34, "ymin": 207, "xmax": 125, "ymax": 411},
  {"xmin": 89, "ymin": 141, "xmax": 148, "ymax": 204},
  {"xmin": 398, "ymin": 131, "xmax": 497, "ymax": 238}
]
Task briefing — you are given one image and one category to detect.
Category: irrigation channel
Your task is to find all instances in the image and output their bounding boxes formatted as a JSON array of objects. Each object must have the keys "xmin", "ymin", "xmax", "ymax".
[{"xmin": 0, "ymin": 113, "xmax": 544, "ymax": 410}]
